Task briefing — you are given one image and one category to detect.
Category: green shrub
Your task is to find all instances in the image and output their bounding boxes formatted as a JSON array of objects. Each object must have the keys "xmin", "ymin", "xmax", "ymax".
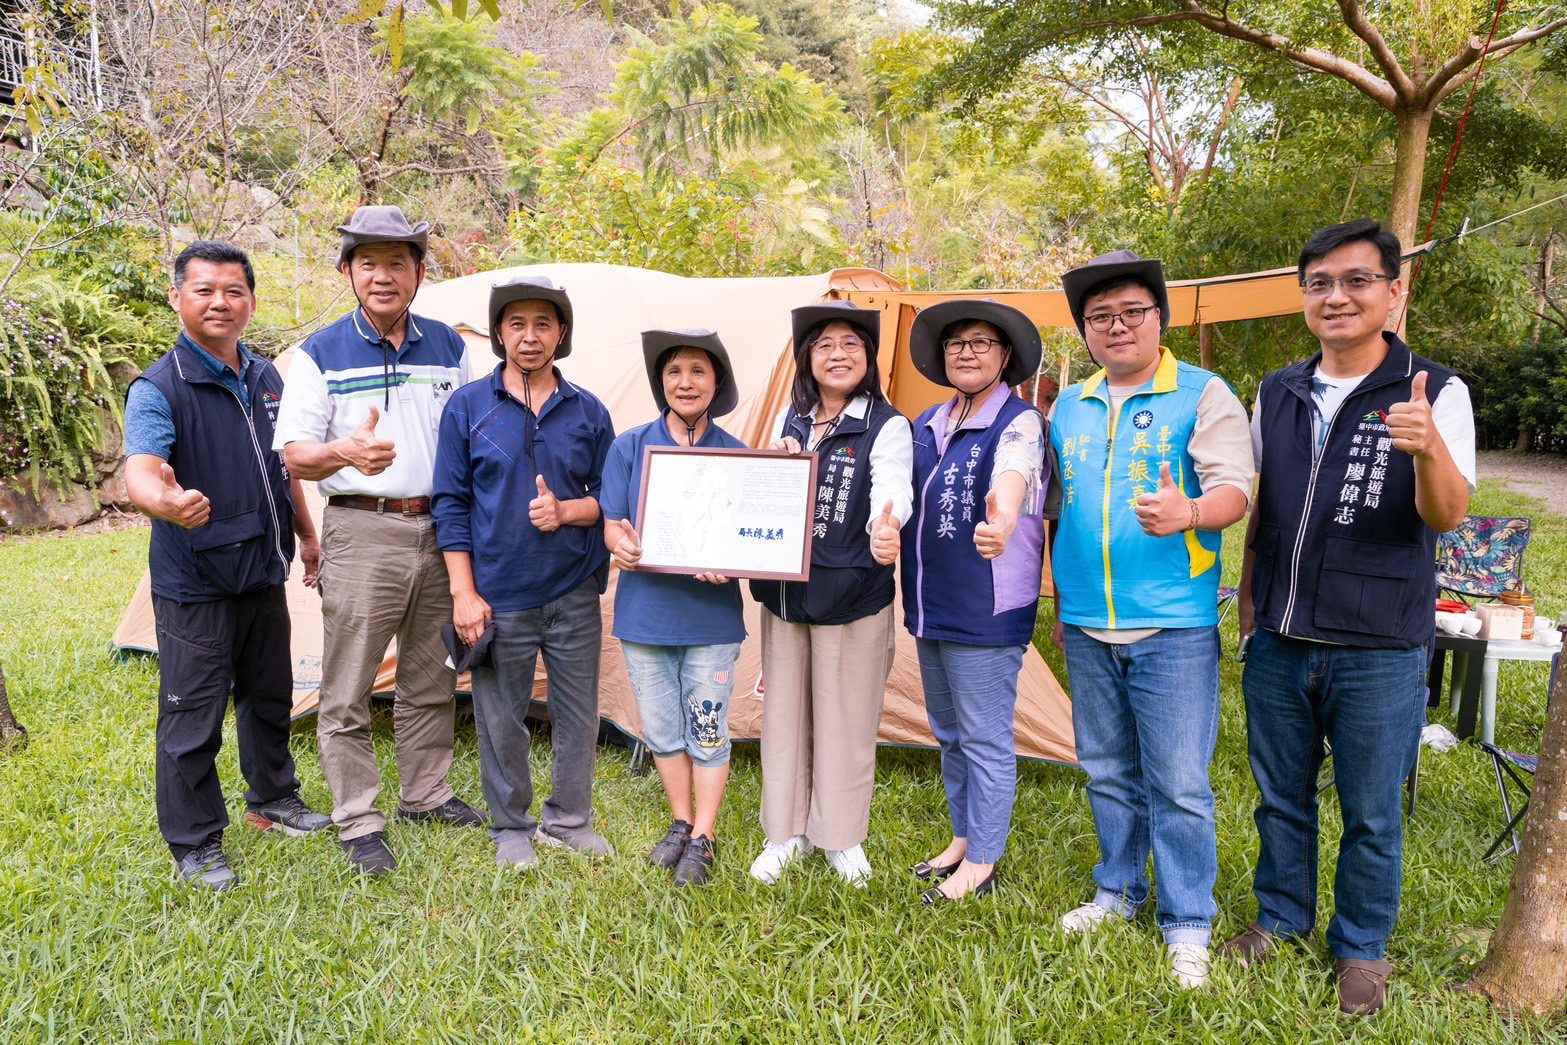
[{"xmin": 0, "ymin": 272, "xmax": 173, "ymax": 492}]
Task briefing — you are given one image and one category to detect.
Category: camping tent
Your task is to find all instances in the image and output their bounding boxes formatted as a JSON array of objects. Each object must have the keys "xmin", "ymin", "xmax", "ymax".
[
  {"xmin": 841, "ymin": 264, "xmax": 1315, "ymax": 419},
  {"xmin": 113, "ymin": 262, "xmax": 1080, "ymax": 764}
]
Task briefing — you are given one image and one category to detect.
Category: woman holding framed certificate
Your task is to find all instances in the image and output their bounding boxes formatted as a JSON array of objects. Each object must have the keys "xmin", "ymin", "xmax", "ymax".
[
  {"xmin": 747, "ymin": 301, "xmax": 913, "ymax": 888},
  {"xmin": 900, "ymin": 298, "xmax": 1048, "ymax": 905},
  {"xmin": 600, "ymin": 329, "xmax": 748, "ymax": 887}
]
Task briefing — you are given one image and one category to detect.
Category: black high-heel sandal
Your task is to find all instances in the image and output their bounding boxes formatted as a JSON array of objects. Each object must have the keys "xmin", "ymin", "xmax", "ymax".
[
  {"xmin": 912, "ymin": 859, "xmax": 961, "ymax": 882},
  {"xmin": 920, "ymin": 867, "xmax": 998, "ymax": 906}
]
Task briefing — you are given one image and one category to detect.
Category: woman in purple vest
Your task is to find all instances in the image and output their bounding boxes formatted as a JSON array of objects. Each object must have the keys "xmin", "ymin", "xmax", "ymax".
[
  {"xmin": 901, "ymin": 299, "xmax": 1048, "ymax": 904},
  {"xmin": 747, "ymin": 301, "xmax": 913, "ymax": 888}
]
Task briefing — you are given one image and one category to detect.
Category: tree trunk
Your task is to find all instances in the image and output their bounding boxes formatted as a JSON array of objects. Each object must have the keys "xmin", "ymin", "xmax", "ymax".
[
  {"xmin": 1387, "ymin": 106, "xmax": 1434, "ymax": 269},
  {"xmin": 1465, "ymin": 658, "xmax": 1567, "ymax": 1015},
  {"xmin": 0, "ymin": 661, "xmax": 26, "ymax": 754},
  {"xmin": 1198, "ymin": 323, "xmax": 1213, "ymax": 371}
]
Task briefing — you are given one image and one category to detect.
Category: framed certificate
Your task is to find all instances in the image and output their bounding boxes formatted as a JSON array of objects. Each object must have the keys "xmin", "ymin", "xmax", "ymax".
[{"xmin": 633, "ymin": 446, "xmax": 818, "ymax": 581}]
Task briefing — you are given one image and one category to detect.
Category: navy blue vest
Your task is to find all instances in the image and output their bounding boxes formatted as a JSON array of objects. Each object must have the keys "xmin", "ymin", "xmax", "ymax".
[
  {"xmin": 750, "ymin": 398, "xmax": 903, "ymax": 625},
  {"xmin": 903, "ymin": 393, "xmax": 1045, "ymax": 646},
  {"xmin": 136, "ymin": 337, "xmax": 295, "ymax": 602},
  {"xmin": 1251, "ymin": 334, "xmax": 1454, "ymax": 649}
]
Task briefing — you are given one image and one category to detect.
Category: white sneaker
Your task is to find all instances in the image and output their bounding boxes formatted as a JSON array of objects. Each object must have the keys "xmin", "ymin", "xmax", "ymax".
[
  {"xmin": 1059, "ymin": 901, "xmax": 1118, "ymax": 935},
  {"xmin": 749, "ymin": 835, "xmax": 814, "ymax": 884},
  {"xmin": 823, "ymin": 844, "xmax": 872, "ymax": 888},
  {"xmin": 1169, "ymin": 943, "xmax": 1211, "ymax": 989}
]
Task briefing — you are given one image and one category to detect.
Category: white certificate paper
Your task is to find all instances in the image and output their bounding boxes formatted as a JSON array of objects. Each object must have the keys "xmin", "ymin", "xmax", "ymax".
[{"xmin": 634, "ymin": 447, "xmax": 817, "ymax": 581}]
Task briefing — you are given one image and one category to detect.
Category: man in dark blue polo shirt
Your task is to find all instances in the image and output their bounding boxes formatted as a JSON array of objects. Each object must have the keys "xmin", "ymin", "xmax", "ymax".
[
  {"xmin": 124, "ymin": 240, "xmax": 331, "ymax": 891},
  {"xmin": 432, "ymin": 275, "xmax": 615, "ymax": 868}
]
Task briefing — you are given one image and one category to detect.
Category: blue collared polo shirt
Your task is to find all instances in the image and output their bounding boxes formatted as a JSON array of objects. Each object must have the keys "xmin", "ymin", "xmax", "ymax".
[
  {"xmin": 600, "ymin": 416, "xmax": 747, "ymax": 647},
  {"xmin": 432, "ymin": 363, "xmax": 614, "ymax": 611}
]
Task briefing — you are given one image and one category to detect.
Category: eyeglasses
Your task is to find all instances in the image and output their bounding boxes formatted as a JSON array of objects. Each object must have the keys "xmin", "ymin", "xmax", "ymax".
[
  {"xmin": 941, "ymin": 337, "xmax": 1003, "ymax": 356},
  {"xmin": 1300, "ymin": 273, "xmax": 1394, "ymax": 296},
  {"xmin": 810, "ymin": 337, "xmax": 865, "ymax": 355},
  {"xmin": 1084, "ymin": 306, "xmax": 1156, "ymax": 332}
]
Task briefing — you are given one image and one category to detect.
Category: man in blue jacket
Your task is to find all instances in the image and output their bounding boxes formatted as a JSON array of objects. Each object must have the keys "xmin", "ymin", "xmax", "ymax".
[
  {"xmin": 124, "ymin": 240, "xmax": 331, "ymax": 891},
  {"xmin": 1048, "ymin": 251, "xmax": 1254, "ymax": 989},
  {"xmin": 1223, "ymin": 219, "xmax": 1475, "ymax": 1015},
  {"xmin": 432, "ymin": 275, "xmax": 615, "ymax": 869}
]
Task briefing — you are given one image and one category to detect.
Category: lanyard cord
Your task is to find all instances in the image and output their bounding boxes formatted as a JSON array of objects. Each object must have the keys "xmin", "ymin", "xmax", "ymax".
[{"xmin": 348, "ymin": 286, "xmax": 414, "ymax": 412}]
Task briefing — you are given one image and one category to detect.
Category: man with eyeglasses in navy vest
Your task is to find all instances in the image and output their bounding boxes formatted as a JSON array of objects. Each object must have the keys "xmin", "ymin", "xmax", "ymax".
[
  {"xmin": 1220, "ymin": 219, "xmax": 1476, "ymax": 1015},
  {"xmin": 124, "ymin": 240, "xmax": 332, "ymax": 891}
]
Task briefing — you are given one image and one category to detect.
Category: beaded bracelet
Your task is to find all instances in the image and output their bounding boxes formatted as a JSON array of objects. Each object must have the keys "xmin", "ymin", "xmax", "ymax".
[{"xmin": 1187, "ymin": 496, "xmax": 1201, "ymax": 532}]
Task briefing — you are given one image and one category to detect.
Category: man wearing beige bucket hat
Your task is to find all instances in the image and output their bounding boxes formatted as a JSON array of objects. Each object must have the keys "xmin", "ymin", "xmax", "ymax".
[{"xmin": 273, "ymin": 205, "xmax": 486, "ymax": 876}]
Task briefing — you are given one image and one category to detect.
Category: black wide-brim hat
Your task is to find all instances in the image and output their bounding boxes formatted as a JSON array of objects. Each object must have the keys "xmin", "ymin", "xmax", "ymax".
[
  {"xmin": 441, "ymin": 620, "xmax": 494, "ymax": 674},
  {"xmin": 908, "ymin": 298, "xmax": 1043, "ymax": 388},
  {"xmin": 1061, "ymin": 250, "xmax": 1171, "ymax": 336},
  {"xmin": 336, "ymin": 205, "xmax": 430, "ymax": 269},
  {"xmin": 640, "ymin": 328, "xmax": 739, "ymax": 418},
  {"xmin": 489, "ymin": 275, "xmax": 574, "ymax": 359},
  {"xmin": 789, "ymin": 300, "xmax": 880, "ymax": 359}
]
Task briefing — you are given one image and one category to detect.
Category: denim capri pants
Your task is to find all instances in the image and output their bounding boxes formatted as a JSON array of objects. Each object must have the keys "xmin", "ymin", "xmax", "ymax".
[{"xmin": 620, "ymin": 641, "xmax": 742, "ymax": 767}]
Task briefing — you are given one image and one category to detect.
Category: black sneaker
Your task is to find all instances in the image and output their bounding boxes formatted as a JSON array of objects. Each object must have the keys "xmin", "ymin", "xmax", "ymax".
[
  {"xmin": 396, "ymin": 796, "xmax": 488, "ymax": 828},
  {"xmin": 246, "ymin": 793, "xmax": 332, "ymax": 836},
  {"xmin": 648, "ymin": 819, "xmax": 693, "ymax": 869},
  {"xmin": 341, "ymin": 831, "xmax": 397, "ymax": 875},
  {"xmin": 174, "ymin": 838, "xmax": 238, "ymax": 892},
  {"xmin": 673, "ymin": 834, "xmax": 716, "ymax": 887}
]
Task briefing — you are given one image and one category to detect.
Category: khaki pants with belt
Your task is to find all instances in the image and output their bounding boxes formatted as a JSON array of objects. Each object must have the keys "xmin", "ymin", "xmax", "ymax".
[
  {"xmin": 318, "ymin": 505, "xmax": 457, "ymax": 840},
  {"xmin": 759, "ymin": 604, "xmax": 895, "ymax": 852}
]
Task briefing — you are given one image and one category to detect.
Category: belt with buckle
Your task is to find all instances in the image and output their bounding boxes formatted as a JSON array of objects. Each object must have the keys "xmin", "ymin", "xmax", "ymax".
[{"xmin": 327, "ymin": 495, "xmax": 431, "ymax": 515}]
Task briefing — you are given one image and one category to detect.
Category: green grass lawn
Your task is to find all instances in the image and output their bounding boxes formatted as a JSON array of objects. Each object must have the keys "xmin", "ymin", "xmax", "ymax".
[{"xmin": 1, "ymin": 481, "xmax": 1563, "ymax": 1041}]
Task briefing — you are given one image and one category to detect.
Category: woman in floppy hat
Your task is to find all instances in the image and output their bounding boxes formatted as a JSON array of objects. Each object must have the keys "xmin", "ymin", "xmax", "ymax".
[
  {"xmin": 747, "ymin": 301, "xmax": 913, "ymax": 888},
  {"xmin": 901, "ymin": 297, "xmax": 1049, "ymax": 904},
  {"xmin": 600, "ymin": 329, "xmax": 747, "ymax": 886}
]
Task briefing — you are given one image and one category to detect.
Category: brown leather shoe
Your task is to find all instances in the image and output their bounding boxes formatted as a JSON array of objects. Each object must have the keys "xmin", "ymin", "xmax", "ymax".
[
  {"xmin": 1336, "ymin": 958, "xmax": 1391, "ymax": 1015},
  {"xmin": 1217, "ymin": 923, "xmax": 1276, "ymax": 967}
]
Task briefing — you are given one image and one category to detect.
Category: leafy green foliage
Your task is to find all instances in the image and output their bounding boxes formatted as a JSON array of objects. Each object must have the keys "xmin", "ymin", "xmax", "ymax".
[
  {"xmin": 1474, "ymin": 328, "xmax": 1567, "ymax": 451},
  {"xmin": 513, "ymin": 4, "xmax": 848, "ymax": 276},
  {"xmin": 605, "ymin": 4, "xmax": 844, "ymax": 175},
  {"xmin": 0, "ymin": 271, "xmax": 170, "ymax": 491}
]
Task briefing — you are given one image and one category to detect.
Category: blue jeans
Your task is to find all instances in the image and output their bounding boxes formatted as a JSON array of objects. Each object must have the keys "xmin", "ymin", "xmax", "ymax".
[
  {"xmin": 916, "ymin": 639, "xmax": 1026, "ymax": 864},
  {"xmin": 1241, "ymin": 628, "xmax": 1426, "ymax": 960},
  {"xmin": 620, "ymin": 641, "xmax": 742, "ymax": 768},
  {"xmin": 1063, "ymin": 625, "xmax": 1221, "ymax": 947}
]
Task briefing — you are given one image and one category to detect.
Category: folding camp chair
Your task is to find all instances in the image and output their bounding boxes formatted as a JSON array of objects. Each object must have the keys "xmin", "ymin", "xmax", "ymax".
[
  {"xmin": 1478, "ymin": 642, "xmax": 1561, "ymax": 863},
  {"xmin": 1436, "ymin": 515, "xmax": 1532, "ymax": 602},
  {"xmin": 1216, "ymin": 586, "xmax": 1239, "ymax": 626}
]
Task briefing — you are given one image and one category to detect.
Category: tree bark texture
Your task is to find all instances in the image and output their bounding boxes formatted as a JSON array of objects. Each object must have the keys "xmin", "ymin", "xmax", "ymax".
[
  {"xmin": 1466, "ymin": 656, "xmax": 1567, "ymax": 1016},
  {"xmin": 0, "ymin": 661, "xmax": 26, "ymax": 753}
]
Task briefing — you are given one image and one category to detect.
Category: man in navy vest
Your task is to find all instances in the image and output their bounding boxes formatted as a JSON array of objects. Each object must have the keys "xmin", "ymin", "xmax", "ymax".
[
  {"xmin": 1221, "ymin": 219, "xmax": 1475, "ymax": 1015},
  {"xmin": 124, "ymin": 240, "xmax": 331, "ymax": 892}
]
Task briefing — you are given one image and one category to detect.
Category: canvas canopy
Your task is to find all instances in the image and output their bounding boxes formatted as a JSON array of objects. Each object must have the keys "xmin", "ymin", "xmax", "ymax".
[
  {"xmin": 843, "ymin": 264, "xmax": 1314, "ymax": 420},
  {"xmin": 113, "ymin": 262, "xmax": 1081, "ymax": 764}
]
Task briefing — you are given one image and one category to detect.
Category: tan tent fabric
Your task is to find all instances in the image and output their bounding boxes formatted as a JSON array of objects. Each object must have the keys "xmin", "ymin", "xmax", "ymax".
[
  {"xmin": 113, "ymin": 262, "xmax": 1080, "ymax": 765},
  {"xmin": 840, "ymin": 264, "xmax": 1314, "ymax": 421}
]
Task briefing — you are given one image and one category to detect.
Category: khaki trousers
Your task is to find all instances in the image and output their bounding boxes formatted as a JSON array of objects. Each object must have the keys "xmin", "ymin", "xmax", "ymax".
[
  {"xmin": 759, "ymin": 604, "xmax": 894, "ymax": 851},
  {"xmin": 318, "ymin": 506, "xmax": 457, "ymax": 840}
]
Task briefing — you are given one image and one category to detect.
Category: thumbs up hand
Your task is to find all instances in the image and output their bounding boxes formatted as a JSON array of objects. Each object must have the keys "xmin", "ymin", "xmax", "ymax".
[
  {"xmin": 611, "ymin": 520, "xmax": 643, "ymax": 570},
  {"xmin": 1134, "ymin": 460, "xmax": 1191, "ymax": 537},
  {"xmin": 1385, "ymin": 370, "xmax": 1436, "ymax": 456},
  {"xmin": 159, "ymin": 461, "xmax": 212, "ymax": 530},
  {"xmin": 870, "ymin": 499, "xmax": 901, "ymax": 566},
  {"xmin": 529, "ymin": 474, "xmax": 563, "ymax": 531},
  {"xmin": 973, "ymin": 488, "xmax": 1017, "ymax": 560},
  {"xmin": 338, "ymin": 404, "xmax": 397, "ymax": 475}
]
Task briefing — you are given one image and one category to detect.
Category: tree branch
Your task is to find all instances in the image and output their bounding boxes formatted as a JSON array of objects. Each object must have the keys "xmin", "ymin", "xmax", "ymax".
[
  {"xmin": 1072, "ymin": 3, "xmax": 1399, "ymax": 110},
  {"xmin": 1335, "ymin": 0, "xmax": 1415, "ymax": 101},
  {"xmin": 1420, "ymin": 17, "xmax": 1567, "ymax": 107}
]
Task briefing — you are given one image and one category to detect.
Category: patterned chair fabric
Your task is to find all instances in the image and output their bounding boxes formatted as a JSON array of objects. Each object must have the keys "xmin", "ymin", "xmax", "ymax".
[{"xmin": 1435, "ymin": 515, "xmax": 1532, "ymax": 600}]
